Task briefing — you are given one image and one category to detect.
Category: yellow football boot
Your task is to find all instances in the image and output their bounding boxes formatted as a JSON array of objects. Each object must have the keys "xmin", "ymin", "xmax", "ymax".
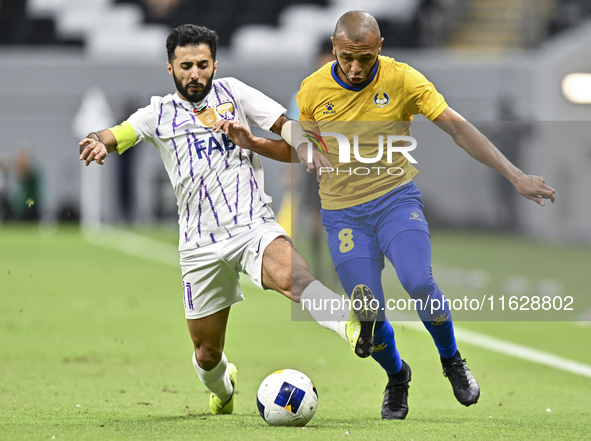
[{"xmin": 346, "ymin": 285, "xmax": 378, "ymax": 358}]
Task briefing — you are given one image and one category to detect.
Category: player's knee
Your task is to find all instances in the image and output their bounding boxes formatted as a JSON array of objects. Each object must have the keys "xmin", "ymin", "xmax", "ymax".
[
  {"xmin": 194, "ymin": 345, "xmax": 222, "ymax": 371},
  {"xmin": 400, "ymin": 275, "xmax": 435, "ymax": 300}
]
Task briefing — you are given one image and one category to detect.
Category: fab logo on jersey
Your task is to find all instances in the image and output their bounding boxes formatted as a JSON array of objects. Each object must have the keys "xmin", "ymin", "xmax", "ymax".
[{"xmin": 192, "ymin": 133, "xmax": 236, "ymax": 159}]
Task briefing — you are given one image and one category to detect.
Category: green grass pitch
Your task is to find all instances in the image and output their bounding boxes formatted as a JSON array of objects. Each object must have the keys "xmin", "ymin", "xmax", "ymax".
[{"xmin": 1, "ymin": 225, "xmax": 590, "ymax": 440}]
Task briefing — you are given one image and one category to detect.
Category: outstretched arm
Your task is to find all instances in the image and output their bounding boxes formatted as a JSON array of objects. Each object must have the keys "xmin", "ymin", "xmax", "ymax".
[
  {"xmin": 79, "ymin": 129, "xmax": 117, "ymax": 166},
  {"xmin": 213, "ymin": 116, "xmax": 293, "ymax": 162},
  {"xmin": 434, "ymin": 107, "xmax": 556, "ymax": 206},
  {"xmin": 272, "ymin": 115, "xmax": 332, "ymax": 181},
  {"xmin": 213, "ymin": 115, "xmax": 331, "ymax": 180}
]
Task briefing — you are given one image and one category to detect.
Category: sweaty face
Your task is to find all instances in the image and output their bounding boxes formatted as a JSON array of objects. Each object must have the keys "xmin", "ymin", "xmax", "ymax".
[
  {"xmin": 168, "ymin": 44, "xmax": 217, "ymax": 103},
  {"xmin": 332, "ymin": 33, "xmax": 383, "ymax": 86}
]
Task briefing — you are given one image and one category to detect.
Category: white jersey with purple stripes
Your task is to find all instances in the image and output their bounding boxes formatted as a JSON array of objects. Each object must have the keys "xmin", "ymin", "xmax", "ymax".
[{"xmin": 125, "ymin": 77, "xmax": 287, "ymax": 250}]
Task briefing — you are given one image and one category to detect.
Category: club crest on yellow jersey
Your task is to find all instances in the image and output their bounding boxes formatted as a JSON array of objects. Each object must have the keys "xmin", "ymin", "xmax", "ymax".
[{"xmin": 373, "ymin": 89, "xmax": 390, "ymax": 108}]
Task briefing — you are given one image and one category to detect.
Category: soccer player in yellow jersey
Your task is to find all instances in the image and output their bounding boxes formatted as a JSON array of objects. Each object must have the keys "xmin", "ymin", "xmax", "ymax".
[{"xmin": 296, "ymin": 11, "xmax": 556, "ymax": 420}]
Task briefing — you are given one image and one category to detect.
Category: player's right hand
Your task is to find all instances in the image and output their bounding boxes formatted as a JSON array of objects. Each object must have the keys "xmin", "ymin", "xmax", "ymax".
[
  {"xmin": 296, "ymin": 143, "xmax": 332, "ymax": 182},
  {"xmin": 213, "ymin": 119, "xmax": 254, "ymax": 149},
  {"xmin": 79, "ymin": 138, "xmax": 108, "ymax": 166},
  {"xmin": 513, "ymin": 173, "xmax": 556, "ymax": 206}
]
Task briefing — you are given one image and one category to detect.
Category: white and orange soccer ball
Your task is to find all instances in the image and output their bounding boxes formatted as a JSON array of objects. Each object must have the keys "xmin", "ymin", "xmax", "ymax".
[{"xmin": 256, "ymin": 369, "xmax": 318, "ymax": 426}]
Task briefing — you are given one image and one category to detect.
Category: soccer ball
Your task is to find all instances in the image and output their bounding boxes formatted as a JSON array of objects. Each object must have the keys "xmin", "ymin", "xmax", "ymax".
[{"xmin": 256, "ymin": 369, "xmax": 318, "ymax": 426}]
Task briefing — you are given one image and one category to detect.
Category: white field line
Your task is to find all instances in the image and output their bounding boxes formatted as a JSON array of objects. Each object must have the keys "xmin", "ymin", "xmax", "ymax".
[
  {"xmin": 83, "ymin": 225, "xmax": 179, "ymax": 268},
  {"xmin": 84, "ymin": 227, "xmax": 591, "ymax": 379},
  {"xmin": 402, "ymin": 320, "xmax": 591, "ymax": 379},
  {"xmin": 82, "ymin": 225, "xmax": 257, "ymax": 286}
]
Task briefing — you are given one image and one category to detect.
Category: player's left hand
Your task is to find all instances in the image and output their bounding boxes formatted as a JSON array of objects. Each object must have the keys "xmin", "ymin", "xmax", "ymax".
[
  {"xmin": 513, "ymin": 174, "xmax": 556, "ymax": 206},
  {"xmin": 79, "ymin": 137, "xmax": 108, "ymax": 166},
  {"xmin": 214, "ymin": 119, "xmax": 253, "ymax": 148}
]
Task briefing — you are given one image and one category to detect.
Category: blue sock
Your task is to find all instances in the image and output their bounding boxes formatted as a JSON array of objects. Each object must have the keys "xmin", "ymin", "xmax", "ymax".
[
  {"xmin": 419, "ymin": 297, "xmax": 458, "ymax": 358},
  {"xmin": 372, "ymin": 320, "xmax": 402, "ymax": 375},
  {"xmin": 336, "ymin": 258, "xmax": 402, "ymax": 375},
  {"xmin": 386, "ymin": 230, "xmax": 458, "ymax": 358}
]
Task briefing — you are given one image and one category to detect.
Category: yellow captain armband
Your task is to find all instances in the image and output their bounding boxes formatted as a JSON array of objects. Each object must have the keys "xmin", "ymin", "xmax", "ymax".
[{"xmin": 110, "ymin": 121, "xmax": 137, "ymax": 154}]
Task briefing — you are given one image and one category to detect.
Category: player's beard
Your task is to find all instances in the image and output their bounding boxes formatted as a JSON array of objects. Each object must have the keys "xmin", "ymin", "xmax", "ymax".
[{"xmin": 173, "ymin": 70, "xmax": 214, "ymax": 103}]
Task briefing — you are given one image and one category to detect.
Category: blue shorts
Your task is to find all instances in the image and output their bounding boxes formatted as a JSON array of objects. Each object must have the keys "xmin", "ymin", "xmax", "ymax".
[{"xmin": 320, "ymin": 181, "xmax": 430, "ymax": 269}]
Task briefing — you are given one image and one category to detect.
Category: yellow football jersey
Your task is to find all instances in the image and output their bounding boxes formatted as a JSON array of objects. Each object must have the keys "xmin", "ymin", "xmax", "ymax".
[{"xmin": 297, "ymin": 55, "xmax": 448, "ymax": 209}]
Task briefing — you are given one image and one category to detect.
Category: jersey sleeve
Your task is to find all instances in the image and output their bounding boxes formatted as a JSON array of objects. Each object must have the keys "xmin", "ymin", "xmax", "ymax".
[
  {"xmin": 225, "ymin": 78, "xmax": 286, "ymax": 131},
  {"xmin": 403, "ymin": 66, "xmax": 448, "ymax": 121},
  {"xmin": 117, "ymin": 98, "xmax": 159, "ymax": 153}
]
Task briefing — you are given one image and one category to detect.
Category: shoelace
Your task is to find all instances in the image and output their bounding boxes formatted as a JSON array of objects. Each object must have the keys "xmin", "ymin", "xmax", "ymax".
[
  {"xmin": 383, "ymin": 379, "xmax": 409, "ymax": 409},
  {"xmin": 443, "ymin": 358, "xmax": 470, "ymax": 390}
]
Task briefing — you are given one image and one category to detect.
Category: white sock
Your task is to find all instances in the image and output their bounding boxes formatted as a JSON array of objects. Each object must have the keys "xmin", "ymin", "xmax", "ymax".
[
  {"xmin": 192, "ymin": 352, "xmax": 233, "ymax": 402},
  {"xmin": 300, "ymin": 280, "xmax": 350, "ymax": 339},
  {"xmin": 337, "ymin": 320, "xmax": 348, "ymax": 341}
]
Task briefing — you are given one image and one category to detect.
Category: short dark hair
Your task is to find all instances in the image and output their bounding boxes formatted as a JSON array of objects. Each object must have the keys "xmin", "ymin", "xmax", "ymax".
[
  {"xmin": 334, "ymin": 11, "xmax": 381, "ymax": 42},
  {"xmin": 166, "ymin": 24, "xmax": 218, "ymax": 61}
]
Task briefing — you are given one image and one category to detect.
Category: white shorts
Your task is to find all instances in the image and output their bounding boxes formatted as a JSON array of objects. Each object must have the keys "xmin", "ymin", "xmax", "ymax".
[{"xmin": 180, "ymin": 221, "xmax": 291, "ymax": 320}]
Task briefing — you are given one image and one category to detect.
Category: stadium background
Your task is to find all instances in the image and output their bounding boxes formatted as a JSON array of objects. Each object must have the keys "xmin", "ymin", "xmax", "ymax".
[
  {"xmin": 0, "ymin": 0, "xmax": 591, "ymax": 241},
  {"xmin": 1, "ymin": 1, "xmax": 591, "ymax": 439}
]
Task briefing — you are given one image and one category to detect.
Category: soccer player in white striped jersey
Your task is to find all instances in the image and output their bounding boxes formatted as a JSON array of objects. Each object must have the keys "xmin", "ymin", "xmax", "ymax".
[{"xmin": 78, "ymin": 24, "xmax": 378, "ymax": 415}]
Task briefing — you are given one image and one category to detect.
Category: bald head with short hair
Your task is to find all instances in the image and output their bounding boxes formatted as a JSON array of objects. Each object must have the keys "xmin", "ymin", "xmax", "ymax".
[{"xmin": 334, "ymin": 10, "xmax": 381, "ymax": 43}]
